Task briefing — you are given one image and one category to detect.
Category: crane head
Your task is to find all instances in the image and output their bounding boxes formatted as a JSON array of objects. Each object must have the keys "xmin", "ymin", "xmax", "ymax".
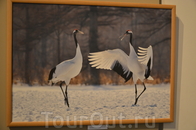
[
  {"xmin": 120, "ymin": 30, "xmax": 133, "ymax": 41},
  {"xmin": 126, "ymin": 30, "xmax": 133, "ymax": 34},
  {"xmin": 73, "ymin": 29, "xmax": 84, "ymax": 34}
]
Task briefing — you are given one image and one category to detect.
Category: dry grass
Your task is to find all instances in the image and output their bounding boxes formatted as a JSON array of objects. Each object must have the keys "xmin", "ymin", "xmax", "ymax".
[{"xmin": 13, "ymin": 71, "xmax": 170, "ymax": 85}]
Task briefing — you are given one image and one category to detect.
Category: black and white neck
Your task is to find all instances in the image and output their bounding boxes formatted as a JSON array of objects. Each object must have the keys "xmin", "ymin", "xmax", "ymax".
[
  {"xmin": 73, "ymin": 29, "xmax": 84, "ymax": 48},
  {"xmin": 126, "ymin": 30, "xmax": 133, "ymax": 45},
  {"xmin": 73, "ymin": 30, "xmax": 79, "ymax": 48}
]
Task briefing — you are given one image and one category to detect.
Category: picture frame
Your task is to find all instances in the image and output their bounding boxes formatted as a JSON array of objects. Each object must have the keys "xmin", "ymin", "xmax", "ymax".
[{"xmin": 7, "ymin": 0, "xmax": 176, "ymax": 127}]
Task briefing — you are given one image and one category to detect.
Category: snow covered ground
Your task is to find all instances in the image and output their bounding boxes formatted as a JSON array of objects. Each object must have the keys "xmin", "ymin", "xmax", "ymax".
[{"xmin": 12, "ymin": 84, "xmax": 170, "ymax": 122}]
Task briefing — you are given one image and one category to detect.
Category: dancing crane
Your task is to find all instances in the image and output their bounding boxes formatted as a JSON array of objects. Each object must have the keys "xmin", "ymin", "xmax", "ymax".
[
  {"xmin": 88, "ymin": 30, "xmax": 153, "ymax": 105},
  {"xmin": 48, "ymin": 29, "xmax": 84, "ymax": 107}
]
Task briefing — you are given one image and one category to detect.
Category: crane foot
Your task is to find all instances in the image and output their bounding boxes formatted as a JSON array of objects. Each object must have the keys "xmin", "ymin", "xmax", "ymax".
[
  {"xmin": 134, "ymin": 98, "xmax": 138, "ymax": 105},
  {"xmin": 64, "ymin": 98, "xmax": 69, "ymax": 107}
]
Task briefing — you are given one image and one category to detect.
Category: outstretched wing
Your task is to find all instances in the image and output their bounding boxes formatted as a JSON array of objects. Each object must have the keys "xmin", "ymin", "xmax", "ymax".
[
  {"xmin": 137, "ymin": 45, "xmax": 153, "ymax": 79},
  {"xmin": 88, "ymin": 49, "xmax": 132, "ymax": 82}
]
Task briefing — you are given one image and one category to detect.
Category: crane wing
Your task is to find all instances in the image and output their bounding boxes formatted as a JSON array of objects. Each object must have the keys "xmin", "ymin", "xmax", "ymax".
[
  {"xmin": 137, "ymin": 45, "xmax": 153, "ymax": 79},
  {"xmin": 88, "ymin": 49, "xmax": 132, "ymax": 82}
]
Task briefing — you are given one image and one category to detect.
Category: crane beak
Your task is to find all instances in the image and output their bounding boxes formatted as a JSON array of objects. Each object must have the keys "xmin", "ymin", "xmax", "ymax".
[
  {"xmin": 119, "ymin": 33, "xmax": 127, "ymax": 41},
  {"xmin": 78, "ymin": 30, "xmax": 84, "ymax": 34}
]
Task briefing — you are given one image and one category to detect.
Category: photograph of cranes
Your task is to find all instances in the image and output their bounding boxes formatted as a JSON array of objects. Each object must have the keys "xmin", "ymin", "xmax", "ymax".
[{"xmin": 9, "ymin": 1, "xmax": 175, "ymax": 126}]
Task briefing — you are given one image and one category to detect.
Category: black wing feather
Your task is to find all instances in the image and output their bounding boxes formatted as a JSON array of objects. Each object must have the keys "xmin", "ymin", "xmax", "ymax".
[
  {"xmin": 48, "ymin": 67, "xmax": 56, "ymax": 82},
  {"xmin": 145, "ymin": 58, "xmax": 151, "ymax": 79},
  {"xmin": 112, "ymin": 61, "xmax": 132, "ymax": 82}
]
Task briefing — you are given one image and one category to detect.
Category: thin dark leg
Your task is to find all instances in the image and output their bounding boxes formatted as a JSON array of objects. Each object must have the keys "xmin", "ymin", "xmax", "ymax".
[
  {"xmin": 135, "ymin": 84, "xmax": 137, "ymax": 104},
  {"xmin": 64, "ymin": 85, "xmax": 69, "ymax": 107},
  {"xmin": 60, "ymin": 82, "xmax": 66, "ymax": 99},
  {"xmin": 134, "ymin": 83, "xmax": 146, "ymax": 105}
]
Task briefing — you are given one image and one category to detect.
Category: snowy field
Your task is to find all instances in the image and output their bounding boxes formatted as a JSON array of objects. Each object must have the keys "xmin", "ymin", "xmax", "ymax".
[{"xmin": 12, "ymin": 84, "xmax": 170, "ymax": 122}]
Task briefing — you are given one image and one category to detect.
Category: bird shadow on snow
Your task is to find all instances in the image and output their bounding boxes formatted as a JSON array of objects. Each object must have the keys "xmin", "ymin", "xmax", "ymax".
[{"xmin": 130, "ymin": 104, "xmax": 157, "ymax": 107}]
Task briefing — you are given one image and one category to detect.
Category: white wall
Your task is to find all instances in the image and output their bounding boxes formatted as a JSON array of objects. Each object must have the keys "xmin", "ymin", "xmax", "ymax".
[{"xmin": 162, "ymin": 0, "xmax": 196, "ymax": 130}]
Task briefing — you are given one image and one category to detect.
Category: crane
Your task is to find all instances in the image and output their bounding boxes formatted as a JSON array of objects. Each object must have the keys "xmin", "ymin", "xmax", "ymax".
[
  {"xmin": 88, "ymin": 30, "xmax": 153, "ymax": 105},
  {"xmin": 48, "ymin": 29, "xmax": 84, "ymax": 107}
]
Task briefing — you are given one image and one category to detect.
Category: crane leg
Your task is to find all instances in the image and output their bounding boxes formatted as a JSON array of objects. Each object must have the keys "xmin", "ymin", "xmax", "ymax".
[
  {"xmin": 59, "ymin": 82, "xmax": 69, "ymax": 107},
  {"xmin": 60, "ymin": 82, "xmax": 66, "ymax": 99},
  {"xmin": 64, "ymin": 85, "xmax": 69, "ymax": 107},
  {"xmin": 134, "ymin": 84, "xmax": 137, "ymax": 103},
  {"xmin": 134, "ymin": 83, "xmax": 146, "ymax": 105}
]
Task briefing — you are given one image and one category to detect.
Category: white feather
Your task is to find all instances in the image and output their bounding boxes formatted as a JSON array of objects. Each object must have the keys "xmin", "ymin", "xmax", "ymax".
[{"xmin": 88, "ymin": 49, "xmax": 130, "ymax": 74}]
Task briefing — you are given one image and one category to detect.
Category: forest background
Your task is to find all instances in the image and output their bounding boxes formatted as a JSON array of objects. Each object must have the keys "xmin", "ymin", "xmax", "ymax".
[{"xmin": 12, "ymin": 4, "xmax": 171, "ymax": 86}]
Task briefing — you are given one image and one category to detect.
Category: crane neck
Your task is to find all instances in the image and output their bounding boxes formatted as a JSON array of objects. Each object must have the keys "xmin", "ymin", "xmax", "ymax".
[
  {"xmin": 73, "ymin": 33, "xmax": 78, "ymax": 47},
  {"xmin": 129, "ymin": 33, "xmax": 133, "ymax": 45}
]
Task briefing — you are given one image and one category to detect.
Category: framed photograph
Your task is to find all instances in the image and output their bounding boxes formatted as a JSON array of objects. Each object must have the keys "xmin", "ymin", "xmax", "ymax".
[{"xmin": 7, "ymin": 0, "xmax": 176, "ymax": 127}]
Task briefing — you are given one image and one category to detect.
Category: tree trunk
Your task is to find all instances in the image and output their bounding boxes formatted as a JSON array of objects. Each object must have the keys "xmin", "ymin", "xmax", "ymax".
[
  {"xmin": 24, "ymin": 6, "xmax": 31, "ymax": 86},
  {"xmin": 57, "ymin": 29, "xmax": 61, "ymax": 63},
  {"xmin": 88, "ymin": 6, "xmax": 100, "ymax": 85}
]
